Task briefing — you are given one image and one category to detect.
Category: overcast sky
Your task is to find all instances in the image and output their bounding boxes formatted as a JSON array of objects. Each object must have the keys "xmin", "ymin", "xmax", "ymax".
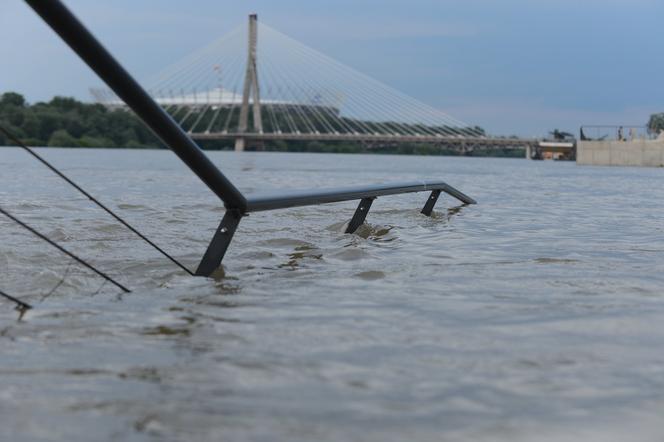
[{"xmin": 1, "ymin": 0, "xmax": 663, "ymax": 136}]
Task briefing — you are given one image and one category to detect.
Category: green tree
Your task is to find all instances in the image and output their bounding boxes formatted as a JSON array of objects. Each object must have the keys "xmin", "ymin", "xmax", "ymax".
[
  {"xmin": 647, "ymin": 113, "xmax": 664, "ymax": 134},
  {"xmin": 0, "ymin": 92, "xmax": 25, "ymax": 107},
  {"xmin": 48, "ymin": 129, "xmax": 79, "ymax": 147}
]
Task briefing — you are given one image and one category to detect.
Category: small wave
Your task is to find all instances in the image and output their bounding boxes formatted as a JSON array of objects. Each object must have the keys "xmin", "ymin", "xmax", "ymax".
[
  {"xmin": 116, "ymin": 203, "xmax": 151, "ymax": 211},
  {"xmin": 258, "ymin": 238, "xmax": 316, "ymax": 249},
  {"xmin": 534, "ymin": 257, "xmax": 580, "ymax": 264},
  {"xmin": 15, "ymin": 202, "xmax": 45, "ymax": 210},
  {"xmin": 354, "ymin": 270, "xmax": 386, "ymax": 281},
  {"xmin": 327, "ymin": 221, "xmax": 395, "ymax": 240},
  {"xmin": 329, "ymin": 248, "xmax": 372, "ymax": 261}
]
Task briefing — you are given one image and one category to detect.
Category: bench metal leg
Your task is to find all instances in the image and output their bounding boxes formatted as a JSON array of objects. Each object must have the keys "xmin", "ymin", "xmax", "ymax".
[
  {"xmin": 345, "ymin": 198, "xmax": 374, "ymax": 234},
  {"xmin": 421, "ymin": 189, "xmax": 442, "ymax": 216},
  {"xmin": 195, "ymin": 209, "xmax": 243, "ymax": 276}
]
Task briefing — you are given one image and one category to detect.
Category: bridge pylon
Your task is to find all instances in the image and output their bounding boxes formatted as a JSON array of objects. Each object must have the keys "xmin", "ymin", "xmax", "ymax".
[{"xmin": 235, "ymin": 13, "xmax": 263, "ymax": 151}]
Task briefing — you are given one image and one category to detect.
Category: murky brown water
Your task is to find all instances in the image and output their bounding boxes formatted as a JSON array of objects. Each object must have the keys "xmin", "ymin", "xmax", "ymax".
[{"xmin": 2, "ymin": 148, "xmax": 664, "ymax": 441}]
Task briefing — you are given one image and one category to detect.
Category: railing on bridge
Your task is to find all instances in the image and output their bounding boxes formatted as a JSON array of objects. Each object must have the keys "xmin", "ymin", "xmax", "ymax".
[{"xmin": 580, "ymin": 125, "xmax": 654, "ymax": 142}]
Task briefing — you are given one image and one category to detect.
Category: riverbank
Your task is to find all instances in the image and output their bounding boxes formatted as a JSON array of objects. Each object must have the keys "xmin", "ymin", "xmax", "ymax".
[{"xmin": 0, "ymin": 91, "xmax": 525, "ymax": 157}]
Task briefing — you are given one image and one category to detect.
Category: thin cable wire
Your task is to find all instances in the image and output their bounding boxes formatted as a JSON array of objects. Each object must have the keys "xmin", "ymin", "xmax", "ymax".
[
  {"xmin": 0, "ymin": 288, "xmax": 32, "ymax": 311},
  {"xmin": 264, "ymin": 27, "xmax": 444, "ymax": 137},
  {"xmin": 260, "ymin": 23, "xmax": 482, "ymax": 137},
  {"xmin": 188, "ymin": 104, "xmax": 212, "ymax": 133},
  {"xmin": 0, "ymin": 206, "xmax": 130, "ymax": 293}
]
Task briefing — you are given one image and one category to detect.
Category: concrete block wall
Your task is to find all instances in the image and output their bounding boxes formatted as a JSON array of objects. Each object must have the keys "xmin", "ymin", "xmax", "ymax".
[{"xmin": 577, "ymin": 139, "xmax": 664, "ymax": 167}]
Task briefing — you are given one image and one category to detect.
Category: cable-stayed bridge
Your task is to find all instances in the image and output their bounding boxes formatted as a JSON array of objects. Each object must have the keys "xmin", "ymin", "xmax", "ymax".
[{"xmin": 92, "ymin": 15, "xmax": 532, "ymax": 152}]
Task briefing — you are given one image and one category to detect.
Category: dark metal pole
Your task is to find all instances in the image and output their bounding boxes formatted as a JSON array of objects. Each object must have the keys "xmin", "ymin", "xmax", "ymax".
[
  {"xmin": 345, "ymin": 198, "xmax": 374, "ymax": 234},
  {"xmin": 195, "ymin": 209, "xmax": 243, "ymax": 276},
  {"xmin": 24, "ymin": 0, "xmax": 247, "ymax": 212},
  {"xmin": 421, "ymin": 189, "xmax": 441, "ymax": 216}
]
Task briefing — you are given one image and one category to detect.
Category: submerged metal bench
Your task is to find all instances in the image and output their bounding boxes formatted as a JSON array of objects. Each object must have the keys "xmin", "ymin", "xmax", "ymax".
[{"xmin": 26, "ymin": 0, "xmax": 476, "ymax": 277}]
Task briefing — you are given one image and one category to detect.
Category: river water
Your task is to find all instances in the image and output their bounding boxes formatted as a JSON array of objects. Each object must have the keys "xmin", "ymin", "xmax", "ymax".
[{"xmin": 1, "ymin": 148, "xmax": 664, "ymax": 441}]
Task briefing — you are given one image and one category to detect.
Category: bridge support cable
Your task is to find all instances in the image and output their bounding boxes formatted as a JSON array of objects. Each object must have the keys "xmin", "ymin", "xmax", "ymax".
[
  {"xmin": 222, "ymin": 88, "xmax": 240, "ymax": 134},
  {"xmin": 272, "ymin": 40, "xmax": 402, "ymax": 136},
  {"xmin": 265, "ymin": 51, "xmax": 354, "ymax": 135},
  {"xmin": 178, "ymin": 106, "xmax": 197, "ymax": 127},
  {"xmin": 268, "ymin": 85, "xmax": 299, "ymax": 134},
  {"xmin": 267, "ymin": 51, "xmax": 388, "ymax": 136},
  {"xmin": 205, "ymin": 96, "xmax": 225, "ymax": 133},
  {"xmin": 257, "ymin": 25, "xmax": 397, "ymax": 136},
  {"xmin": 261, "ymin": 56, "xmax": 320, "ymax": 134},
  {"xmin": 277, "ymin": 36, "xmax": 486, "ymax": 138},
  {"xmin": 249, "ymin": 34, "xmax": 310, "ymax": 134},
  {"xmin": 188, "ymin": 104, "xmax": 212, "ymax": 134},
  {"xmin": 268, "ymin": 30, "xmax": 426, "ymax": 138},
  {"xmin": 263, "ymin": 53, "xmax": 335, "ymax": 134},
  {"xmin": 145, "ymin": 25, "xmax": 245, "ymax": 100},
  {"xmin": 264, "ymin": 91, "xmax": 284, "ymax": 133},
  {"xmin": 177, "ymin": 46, "xmax": 247, "ymax": 109},
  {"xmin": 258, "ymin": 23, "xmax": 480, "ymax": 138},
  {"xmin": 263, "ymin": 95, "xmax": 279, "ymax": 133}
]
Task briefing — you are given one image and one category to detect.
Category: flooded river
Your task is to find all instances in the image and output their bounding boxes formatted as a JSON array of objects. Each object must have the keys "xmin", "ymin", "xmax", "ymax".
[{"xmin": 1, "ymin": 148, "xmax": 664, "ymax": 441}]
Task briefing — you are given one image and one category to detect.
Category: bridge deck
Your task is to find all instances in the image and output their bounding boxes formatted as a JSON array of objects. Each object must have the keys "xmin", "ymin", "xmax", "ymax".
[{"xmin": 191, "ymin": 132, "xmax": 534, "ymax": 147}]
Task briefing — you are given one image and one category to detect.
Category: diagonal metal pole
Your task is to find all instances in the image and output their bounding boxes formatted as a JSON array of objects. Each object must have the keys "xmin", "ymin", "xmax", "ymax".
[
  {"xmin": 195, "ymin": 210, "xmax": 243, "ymax": 276},
  {"xmin": 24, "ymin": 0, "xmax": 247, "ymax": 213},
  {"xmin": 345, "ymin": 198, "xmax": 374, "ymax": 234},
  {"xmin": 421, "ymin": 189, "xmax": 441, "ymax": 216}
]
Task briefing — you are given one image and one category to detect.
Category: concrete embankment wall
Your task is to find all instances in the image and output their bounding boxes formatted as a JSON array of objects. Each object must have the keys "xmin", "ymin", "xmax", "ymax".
[{"xmin": 577, "ymin": 139, "xmax": 664, "ymax": 167}]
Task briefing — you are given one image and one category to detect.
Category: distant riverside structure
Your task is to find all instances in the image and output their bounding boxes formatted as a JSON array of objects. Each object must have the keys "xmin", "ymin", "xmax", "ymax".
[
  {"xmin": 530, "ymin": 141, "xmax": 576, "ymax": 160},
  {"xmin": 526, "ymin": 130, "xmax": 576, "ymax": 161},
  {"xmin": 577, "ymin": 125, "xmax": 664, "ymax": 167},
  {"xmin": 91, "ymin": 15, "xmax": 534, "ymax": 154}
]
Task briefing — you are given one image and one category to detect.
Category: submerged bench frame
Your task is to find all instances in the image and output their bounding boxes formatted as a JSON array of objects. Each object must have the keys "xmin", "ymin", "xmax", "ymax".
[{"xmin": 26, "ymin": 0, "xmax": 476, "ymax": 277}]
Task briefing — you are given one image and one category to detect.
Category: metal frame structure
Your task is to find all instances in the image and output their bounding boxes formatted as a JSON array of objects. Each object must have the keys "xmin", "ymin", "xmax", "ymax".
[{"xmin": 25, "ymin": 0, "xmax": 477, "ymax": 277}]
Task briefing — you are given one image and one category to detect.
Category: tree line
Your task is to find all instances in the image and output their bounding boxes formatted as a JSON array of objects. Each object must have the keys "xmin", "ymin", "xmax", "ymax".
[
  {"xmin": 0, "ymin": 92, "xmax": 160, "ymax": 148},
  {"xmin": 0, "ymin": 91, "xmax": 530, "ymax": 157}
]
